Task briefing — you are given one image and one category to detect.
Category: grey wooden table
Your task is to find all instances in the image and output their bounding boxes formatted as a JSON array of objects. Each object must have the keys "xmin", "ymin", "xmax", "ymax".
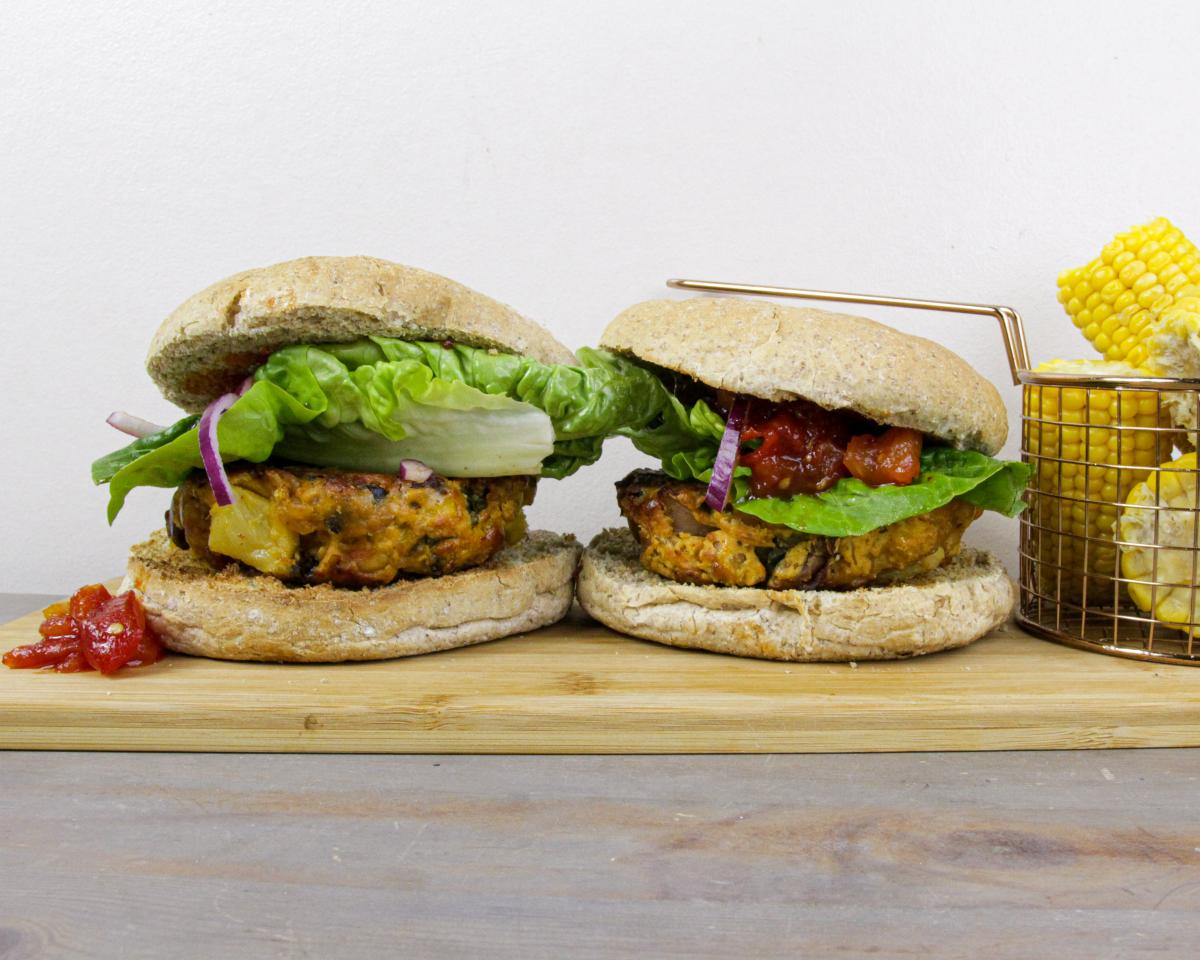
[{"xmin": 2, "ymin": 593, "xmax": 1199, "ymax": 959}]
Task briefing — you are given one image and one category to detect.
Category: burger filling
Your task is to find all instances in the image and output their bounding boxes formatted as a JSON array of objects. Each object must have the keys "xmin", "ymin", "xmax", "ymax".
[
  {"xmin": 93, "ymin": 338, "xmax": 1030, "ymax": 594},
  {"xmin": 93, "ymin": 339, "xmax": 676, "ymax": 589},
  {"xmin": 618, "ymin": 469, "xmax": 980, "ymax": 589},
  {"xmin": 169, "ymin": 466, "xmax": 534, "ymax": 587},
  {"xmin": 735, "ymin": 396, "xmax": 924, "ymax": 496},
  {"xmin": 590, "ymin": 365, "xmax": 1030, "ymax": 591}
]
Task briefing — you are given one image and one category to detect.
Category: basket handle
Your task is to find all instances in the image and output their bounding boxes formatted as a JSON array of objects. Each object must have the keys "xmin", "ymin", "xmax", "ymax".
[{"xmin": 665, "ymin": 278, "xmax": 1030, "ymax": 386}]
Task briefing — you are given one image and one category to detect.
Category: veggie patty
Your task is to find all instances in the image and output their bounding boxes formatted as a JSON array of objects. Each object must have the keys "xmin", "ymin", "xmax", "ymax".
[
  {"xmin": 617, "ymin": 469, "xmax": 980, "ymax": 589},
  {"xmin": 171, "ymin": 466, "xmax": 535, "ymax": 587}
]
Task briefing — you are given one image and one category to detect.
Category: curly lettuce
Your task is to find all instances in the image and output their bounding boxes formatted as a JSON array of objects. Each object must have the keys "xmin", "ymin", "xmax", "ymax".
[{"xmin": 93, "ymin": 339, "xmax": 667, "ymax": 522}]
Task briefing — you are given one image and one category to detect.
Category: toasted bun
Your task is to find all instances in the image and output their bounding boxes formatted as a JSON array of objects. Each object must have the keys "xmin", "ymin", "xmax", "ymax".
[
  {"xmin": 601, "ymin": 297, "xmax": 1008, "ymax": 454},
  {"xmin": 148, "ymin": 256, "xmax": 577, "ymax": 411},
  {"xmin": 577, "ymin": 529, "xmax": 1013, "ymax": 661},
  {"xmin": 123, "ymin": 529, "xmax": 581, "ymax": 662}
]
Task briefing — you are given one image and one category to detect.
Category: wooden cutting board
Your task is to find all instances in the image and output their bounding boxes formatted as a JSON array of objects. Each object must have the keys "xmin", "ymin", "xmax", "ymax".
[{"xmin": 2, "ymin": 597, "xmax": 1199, "ymax": 753}]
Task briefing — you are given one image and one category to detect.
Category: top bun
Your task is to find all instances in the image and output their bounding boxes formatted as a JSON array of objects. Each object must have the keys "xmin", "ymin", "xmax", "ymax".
[
  {"xmin": 601, "ymin": 297, "xmax": 1008, "ymax": 455},
  {"xmin": 147, "ymin": 256, "xmax": 576, "ymax": 412}
]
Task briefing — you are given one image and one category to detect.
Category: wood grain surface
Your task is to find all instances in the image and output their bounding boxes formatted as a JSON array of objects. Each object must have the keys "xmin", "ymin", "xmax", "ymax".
[
  {"xmin": 2, "ymin": 749, "xmax": 1199, "ymax": 959},
  {"xmin": 2, "ymin": 596, "xmax": 1199, "ymax": 958},
  {"xmin": 4, "ymin": 594, "xmax": 1200, "ymax": 753}
]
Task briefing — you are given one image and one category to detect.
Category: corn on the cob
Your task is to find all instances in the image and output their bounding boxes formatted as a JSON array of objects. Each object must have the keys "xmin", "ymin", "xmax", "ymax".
[
  {"xmin": 1057, "ymin": 217, "xmax": 1200, "ymax": 369},
  {"xmin": 1119, "ymin": 452, "xmax": 1200, "ymax": 636},
  {"xmin": 1147, "ymin": 293, "xmax": 1200, "ymax": 432},
  {"xmin": 1025, "ymin": 359, "xmax": 1167, "ymax": 597}
]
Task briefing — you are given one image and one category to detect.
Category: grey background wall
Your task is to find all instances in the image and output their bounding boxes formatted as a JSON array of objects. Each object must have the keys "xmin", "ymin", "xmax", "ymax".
[{"xmin": 3, "ymin": 0, "xmax": 1199, "ymax": 591}]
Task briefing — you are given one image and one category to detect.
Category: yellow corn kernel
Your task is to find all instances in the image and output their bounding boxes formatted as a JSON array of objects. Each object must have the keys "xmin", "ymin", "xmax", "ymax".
[
  {"xmin": 1025, "ymin": 359, "xmax": 1170, "ymax": 598},
  {"xmin": 1057, "ymin": 217, "xmax": 1200, "ymax": 368}
]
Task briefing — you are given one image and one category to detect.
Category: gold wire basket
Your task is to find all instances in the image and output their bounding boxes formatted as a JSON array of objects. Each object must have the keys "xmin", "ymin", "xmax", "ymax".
[
  {"xmin": 667, "ymin": 278, "xmax": 1200, "ymax": 665},
  {"xmin": 1018, "ymin": 369, "xmax": 1200, "ymax": 664}
]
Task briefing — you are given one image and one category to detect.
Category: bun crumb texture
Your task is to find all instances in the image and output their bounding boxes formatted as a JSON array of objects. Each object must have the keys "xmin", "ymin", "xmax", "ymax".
[
  {"xmin": 125, "ymin": 529, "xmax": 581, "ymax": 662},
  {"xmin": 577, "ymin": 528, "xmax": 1014, "ymax": 662}
]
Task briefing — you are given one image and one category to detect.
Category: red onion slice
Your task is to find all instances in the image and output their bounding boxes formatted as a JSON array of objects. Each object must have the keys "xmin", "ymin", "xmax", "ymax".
[
  {"xmin": 398, "ymin": 459, "xmax": 433, "ymax": 483},
  {"xmin": 106, "ymin": 411, "xmax": 165, "ymax": 439},
  {"xmin": 198, "ymin": 392, "xmax": 238, "ymax": 507},
  {"xmin": 704, "ymin": 397, "xmax": 749, "ymax": 512}
]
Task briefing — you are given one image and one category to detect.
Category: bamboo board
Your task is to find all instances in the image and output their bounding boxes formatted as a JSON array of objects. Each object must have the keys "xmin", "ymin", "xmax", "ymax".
[{"xmin": 2, "ymin": 597, "xmax": 1199, "ymax": 752}]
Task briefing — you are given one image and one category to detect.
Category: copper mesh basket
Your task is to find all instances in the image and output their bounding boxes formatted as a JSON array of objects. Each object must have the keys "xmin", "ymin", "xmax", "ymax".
[
  {"xmin": 1018, "ymin": 371, "xmax": 1200, "ymax": 664},
  {"xmin": 666, "ymin": 277, "xmax": 1200, "ymax": 665}
]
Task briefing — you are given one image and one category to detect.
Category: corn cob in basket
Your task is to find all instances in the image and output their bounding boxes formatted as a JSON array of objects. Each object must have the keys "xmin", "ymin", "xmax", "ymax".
[
  {"xmin": 1119, "ymin": 452, "xmax": 1200, "ymax": 636},
  {"xmin": 1057, "ymin": 217, "xmax": 1200, "ymax": 430},
  {"xmin": 1057, "ymin": 217, "xmax": 1200, "ymax": 368},
  {"xmin": 1025, "ymin": 359, "xmax": 1170, "ymax": 599},
  {"xmin": 1053, "ymin": 218, "xmax": 1200, "ymax": 630}
]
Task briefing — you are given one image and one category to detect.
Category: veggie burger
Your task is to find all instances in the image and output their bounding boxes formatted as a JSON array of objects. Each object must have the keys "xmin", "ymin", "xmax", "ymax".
[
  {"xmin": 94, "ymin": 256, "xmax": 640, "ymax": 662},
  {"xmin": 576, "ymin": 297, "xmax": 1031, "ymax": 661}
]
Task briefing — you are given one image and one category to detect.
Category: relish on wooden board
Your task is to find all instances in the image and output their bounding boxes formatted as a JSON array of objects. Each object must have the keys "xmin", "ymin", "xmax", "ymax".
[{"xmin": 3, "ymin": 584, "xmax": 163, "ymax": 674}]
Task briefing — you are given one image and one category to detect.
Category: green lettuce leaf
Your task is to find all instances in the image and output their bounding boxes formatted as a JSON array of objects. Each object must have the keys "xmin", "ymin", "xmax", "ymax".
[
  {"xmin": 94, "ymin": 341, "xmax": 669, "ymax": 521},
  {"xmin": 732, "ymin": 448, "xmax": 1031, "ymax": 538},
  {"xmin": 259, "ymin": 344, "xmax": 557, "ymax": 477},
  {"xmin": 618, "ymin": 392, "xmax": 729, "ymax": 481},
  {"xmin": 96, "ymin": 380, "xmax": 320, "ymax": 523},
  {"xmin": 91, "ymin": 415, "xmax": 200, "ymax": 485}
]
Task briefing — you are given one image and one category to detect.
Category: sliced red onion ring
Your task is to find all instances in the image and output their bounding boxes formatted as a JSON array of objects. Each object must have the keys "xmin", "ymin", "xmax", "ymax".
[
  {"xmin": 237, "ymin": 375, "xmax": 255, "ymax": 396},
  {"xmin": 199, "ymin": 392, "xmax": 238, "ymax": 507},
  {"xmin": 106, "ymin": 411, "xmax": 165, "ymax": 439},
  {"xmin": 704, "ymin": 396, "xmax": 749, "ymax": 512},
  {"xmin": 398, "ymin": 459, "xmax": 433, "ymax": 483}
]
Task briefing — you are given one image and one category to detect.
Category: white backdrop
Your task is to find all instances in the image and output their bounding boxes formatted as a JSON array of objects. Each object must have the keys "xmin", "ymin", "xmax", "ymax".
[{"xmin": 3, "ymin": 0, "xmax": 1199, "ymax": 592}]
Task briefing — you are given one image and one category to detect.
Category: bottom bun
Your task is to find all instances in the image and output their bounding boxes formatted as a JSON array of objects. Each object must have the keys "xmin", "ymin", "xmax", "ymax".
[
  {"xmin": 125, "ymin": 529, "xmax": 581, "ymax": 662},
  {"xmin": 577, "ymin": 528, "xmax": 1014, "ymax": 662}
]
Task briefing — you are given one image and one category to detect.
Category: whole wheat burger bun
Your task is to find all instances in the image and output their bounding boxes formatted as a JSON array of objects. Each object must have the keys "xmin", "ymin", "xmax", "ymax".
[
  {"xmin": 600, "ymin": 297, "xmax": 1008, "ymax": 455},
  {"xmin": 124, "ymin": 530, "xmax": 582, "ymax": 662},
  {"xmin": 577, "ymin": 529, "xmax": 1013, "ymax": 661},
  {"xmin": 148, "ymin": 256, "xmax": 577, "ymax": 412}
]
